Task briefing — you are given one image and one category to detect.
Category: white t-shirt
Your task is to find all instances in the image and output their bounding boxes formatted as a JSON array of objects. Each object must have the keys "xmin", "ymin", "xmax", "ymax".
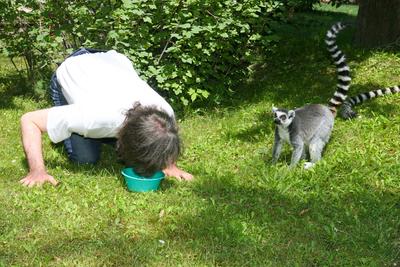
[{"xmin": 47, "ymin": 50, "xmax": 174, "ymax": 143}]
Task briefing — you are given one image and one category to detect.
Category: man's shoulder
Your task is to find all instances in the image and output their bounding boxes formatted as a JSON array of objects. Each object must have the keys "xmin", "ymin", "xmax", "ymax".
[{"xmin": 60, "ymin": 49, "xmax": 130, "ymax": 65}]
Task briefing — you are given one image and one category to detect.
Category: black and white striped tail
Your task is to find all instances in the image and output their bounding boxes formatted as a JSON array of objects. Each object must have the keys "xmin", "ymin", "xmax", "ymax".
[
  {"xmin": 325, "ymin": 22, "xmax": 351, "ymax": 115},
  {"xmin": 340, "ymin": 85, "xmax": 400, "ymax": 119}
]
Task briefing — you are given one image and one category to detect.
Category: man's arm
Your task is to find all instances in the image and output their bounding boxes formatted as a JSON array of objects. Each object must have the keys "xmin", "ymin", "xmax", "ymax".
[
  {"xmin": 163, "ymin": 163, "xmax": 193, "ymax": 181},
  {"xmin": 19, "ymin": 109, "xmax": 58, "ymax": 187}
]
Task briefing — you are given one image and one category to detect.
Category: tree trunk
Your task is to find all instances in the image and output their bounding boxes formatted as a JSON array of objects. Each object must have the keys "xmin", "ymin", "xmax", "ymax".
[{"xmin": 354, "ymin": 0, "xmax": 400, "ymax": 48}]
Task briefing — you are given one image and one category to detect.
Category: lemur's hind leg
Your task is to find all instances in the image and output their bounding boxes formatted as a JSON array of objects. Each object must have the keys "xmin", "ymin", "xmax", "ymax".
[
  {"xmin": 301, "ymin": 146, "xmax": 308, "ymax": 160},
  {"xmin": 289, "ymin": 138, "xmax": 304, "ymax": 168},
  {"xmin": 304, "ymin": 139, "xmax": 325, "ymax": 169}
]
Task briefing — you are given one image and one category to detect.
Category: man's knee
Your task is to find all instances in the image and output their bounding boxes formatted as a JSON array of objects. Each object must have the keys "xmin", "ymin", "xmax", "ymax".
[
  {"xmin": 65, "ymin": 134, "xmax": 102, "ymax": 164},
  {"xmin": 68, "ymin": 151, "xmax": 100, "ymax": 164}
]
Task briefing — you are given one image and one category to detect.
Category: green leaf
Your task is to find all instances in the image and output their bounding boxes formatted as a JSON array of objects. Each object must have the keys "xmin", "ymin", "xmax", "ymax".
[
  {"xmin": 180, "ymin": 23, "xmax": 191, "ymax": 29},
  {"xmin": 220, "ymin": 32, "xmax": 229, "ymax": 38},
  {"xmin": 148, "ymin": 65, "xmax": 158, "ymax": 75},
  {"xmin": 107, "ymin": 30, "xmax": 119, "ymax": 40},
  {"xmin": 143, "ymin": 16, "xmax": 152, "ymax": 23},
  {"xmin": 55, "ymin": 36, "xmax": 63, "ymax": 43},
  {"xmin": 180, "ymin": 96, "xmax": 189, "ymax": 106},
  {"xmin": 191, "ymin": 26, "xmax": 202, "ymax": 34},
  {"xmin": 122, "ymin": 0, "xmax": 134, "ymax": 9},
  {"xmin": 249, "ymin": 33, "xmax": 261, "ymax": 41},
  {"xmin": 170, "ymin": 33, "xmax": 182, "ymax": 39},
  {"xmin": 199, "ymin": 89, "xmax": 210, "ymax": 98}
]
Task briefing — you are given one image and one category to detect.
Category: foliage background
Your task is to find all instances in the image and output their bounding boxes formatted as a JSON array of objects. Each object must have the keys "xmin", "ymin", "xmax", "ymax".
[
  {"xmin": 0, "ymin": 0, "xmax": 350, "ymax": 108},
  {"xmin": 1, "ymin": 2, "xmax": 399, "ymax": 266},
  {"xmin": 0, "ymin": 0, "xmax": 286, "ymax": 108}
]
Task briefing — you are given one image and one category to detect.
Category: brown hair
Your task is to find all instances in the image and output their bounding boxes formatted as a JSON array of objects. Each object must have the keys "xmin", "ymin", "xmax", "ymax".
[{"xmin": 117, "ymin": 104, "xmax": 181, "ymax": 176}]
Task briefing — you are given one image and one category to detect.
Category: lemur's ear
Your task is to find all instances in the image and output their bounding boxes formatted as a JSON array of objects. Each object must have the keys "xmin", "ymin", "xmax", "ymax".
[
  {"xmin": 272, "ymin": 107, "xmax": 278, "ymax": 113},
  {"xmin": 288, "ymin": 110, "xmax": 295, "ymax": 118}
]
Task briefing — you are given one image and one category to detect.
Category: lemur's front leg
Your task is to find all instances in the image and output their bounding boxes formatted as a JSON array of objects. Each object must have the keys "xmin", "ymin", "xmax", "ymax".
[{"xmin": 271, "ymin": 129, "xmax": 283, "ymax": 163}]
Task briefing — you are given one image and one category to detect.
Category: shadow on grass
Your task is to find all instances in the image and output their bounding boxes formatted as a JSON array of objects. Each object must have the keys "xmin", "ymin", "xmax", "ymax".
[
  {"xmin": 16, "ymin": 141, "xmax": 123, "ymax": 184},
  {"xmin": 20, "ymin": 142, "xmax": 178, "ymax": 192},
  {"xmin": 345, "ymin": 82, "xmax": 400, "ymax": 118},
  {"xmin": 0, "ymin": 74, "xmax": 35, "ymax": 110},
  {"xmin": 230, "ymin": 16, "xmax": 356, "ymax": 109},
  {"xmin": 5, "ymin": 146, "xmax": 399, "ymax": 264},
  {"xmin": 207, "ymin": 9, "xmax": 400, "ymax": 144},
  {"xmin": 190, "ymin": 9, "xmax": 399, "ymax": 122},
  {"xmin": 221, "ymin": 80, "xmax": 400, "ymax": 144},
  {"xmin": 3, "ymin": 173, "xmax": 397, "ymax": 265},
  {"xmin": 224, "ymin": 110, "xmax": 274, "ymax": 143},
  {"xmin": 160, "ymin": 173, "xmax": 400, "ymax": 265},
  {"xmin": 0, "ymin": 227, "xmax": 157, "ymax": 266}
]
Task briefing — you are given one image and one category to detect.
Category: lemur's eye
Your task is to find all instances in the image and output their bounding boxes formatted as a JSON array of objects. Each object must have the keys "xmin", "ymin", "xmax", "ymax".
[{"xmin": 279, "ymin": 115, "xmax": 287, "ymax": 120}]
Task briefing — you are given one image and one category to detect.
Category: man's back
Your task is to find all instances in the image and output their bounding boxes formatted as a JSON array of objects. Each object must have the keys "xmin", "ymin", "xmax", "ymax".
[{"xmin": 47, "ymin": 50, "xmax": 173, "ymax": 143}]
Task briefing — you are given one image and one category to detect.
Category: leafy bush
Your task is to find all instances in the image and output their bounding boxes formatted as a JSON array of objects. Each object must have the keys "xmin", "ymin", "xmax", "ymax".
[
  {"xmin": 0, "ymin": 0, "xmax": 286, "ymax": 107},
  {"xmin": 285, "ymin": 0, "xmax": 354, "ymax": 12}
]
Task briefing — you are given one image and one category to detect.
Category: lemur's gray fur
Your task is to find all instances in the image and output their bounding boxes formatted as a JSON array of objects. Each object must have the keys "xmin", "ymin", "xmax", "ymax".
[
  {"xmin": 271, "ymin": 22, "xmax": 350, "ymax": 169},
  {"xmin": 272, "ymin": 105, "xmax": 334, "ymax": 168}
]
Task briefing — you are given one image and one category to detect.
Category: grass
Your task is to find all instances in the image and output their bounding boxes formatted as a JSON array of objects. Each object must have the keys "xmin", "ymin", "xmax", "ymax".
[{"xmin": 1, "ymin": 4, "xmax": 400, "ymax": 266}]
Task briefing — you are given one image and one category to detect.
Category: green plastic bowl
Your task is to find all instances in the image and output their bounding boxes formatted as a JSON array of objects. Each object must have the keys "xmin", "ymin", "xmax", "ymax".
[{"xmin": 121, "ymin": 168, "xmax": 165, "ymax": 192}]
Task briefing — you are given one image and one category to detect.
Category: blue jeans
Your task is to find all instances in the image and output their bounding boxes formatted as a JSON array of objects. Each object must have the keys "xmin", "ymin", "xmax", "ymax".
[{"xmin": 49, "ymin": 48, "xmax": 115, "ymax": 164}]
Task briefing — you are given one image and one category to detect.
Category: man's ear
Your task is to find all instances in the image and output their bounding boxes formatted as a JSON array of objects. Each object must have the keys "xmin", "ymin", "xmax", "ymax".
[
  {"xmin": 288, "ymin": 110, "xmax": 295, "ymax": 118},
  {"xmin": 272, "ymin": 106, "xmax": 278, "ymax": 113}
]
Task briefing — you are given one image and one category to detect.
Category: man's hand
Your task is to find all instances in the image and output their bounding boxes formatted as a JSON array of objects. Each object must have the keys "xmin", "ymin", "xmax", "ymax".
[
  {"xmin": 163, "ymin": 163, "xmax": 193, "ymax": 181},
  {"xmin": 20, "ymin": 170, "xmax": 58, "ymax": 187},
  {"xmin": 20, "ymin": 109, "xmax": 54, "ymax": 188}
]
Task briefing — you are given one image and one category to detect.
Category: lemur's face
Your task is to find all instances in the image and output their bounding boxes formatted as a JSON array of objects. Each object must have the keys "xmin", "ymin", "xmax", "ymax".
[{"xmin": 272, "ymin": 107, "xmax": 295, "ymax": 128}]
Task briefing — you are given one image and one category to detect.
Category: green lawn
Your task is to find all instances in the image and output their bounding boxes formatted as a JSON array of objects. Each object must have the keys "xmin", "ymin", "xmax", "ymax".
[{"xmin": 1, "ymin": 4, "xmax": 400, "ymax": 266}]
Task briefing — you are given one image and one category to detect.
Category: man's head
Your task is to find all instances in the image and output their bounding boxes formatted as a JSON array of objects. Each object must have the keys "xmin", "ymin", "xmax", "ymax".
[{"xmin": 117, "ymin": 104, "xmax": 181, "ymax": 177}]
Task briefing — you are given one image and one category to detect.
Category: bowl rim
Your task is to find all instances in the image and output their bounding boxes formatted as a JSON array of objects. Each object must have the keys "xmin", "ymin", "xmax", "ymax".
[{"xmin": 121, "ymin": 168, "xmax": 165, "ymax": 181}]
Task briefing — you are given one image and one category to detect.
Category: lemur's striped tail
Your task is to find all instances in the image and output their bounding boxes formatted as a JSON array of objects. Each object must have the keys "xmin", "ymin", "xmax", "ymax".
[
  {"xmin": 325, "ymin": 22, "xmax": 351, "ymax": 116},
  {"xmin": 340, "ymin": 85, "xmax": 400, "ymax": 119}
]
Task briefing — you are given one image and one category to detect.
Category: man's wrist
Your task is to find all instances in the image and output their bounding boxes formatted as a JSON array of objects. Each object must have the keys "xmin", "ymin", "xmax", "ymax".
[{"xmin": 29, "ymin": 166, "xmax": 46, "ymax": 173}]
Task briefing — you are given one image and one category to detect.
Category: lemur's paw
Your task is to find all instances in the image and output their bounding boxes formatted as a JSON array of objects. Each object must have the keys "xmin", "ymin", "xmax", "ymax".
[{"xmin": 303, "ymin": 162, "xmax": 315, "ymax": 170}]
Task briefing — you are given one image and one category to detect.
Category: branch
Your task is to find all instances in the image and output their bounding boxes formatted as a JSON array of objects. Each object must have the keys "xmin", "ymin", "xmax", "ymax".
[
  {"xmin": 206, "ymin": 10, "xmax": 219, "ymax": 20},
  {"xmin": 9, "ymin": 57, "xmax": 21, "ymax": 76},
  {"xmin": 157, "ymin": 35, "xmax": 173, "ymax": 64}
]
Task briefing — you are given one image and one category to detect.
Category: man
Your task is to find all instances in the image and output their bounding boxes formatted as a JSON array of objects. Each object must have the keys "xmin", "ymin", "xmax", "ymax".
[{"xmin": 19, "ymin": 48, "xmax": 193, "ymax": 187}]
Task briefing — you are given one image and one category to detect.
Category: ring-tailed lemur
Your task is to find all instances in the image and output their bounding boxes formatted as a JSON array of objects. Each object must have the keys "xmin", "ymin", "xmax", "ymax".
[
  {"xmin": 271, "ymin": 22, "xmax": 350, "ymax": 169},
  {"xmin": 340, "ymin": 85, "xmax": 400, "ymax": 119}
]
